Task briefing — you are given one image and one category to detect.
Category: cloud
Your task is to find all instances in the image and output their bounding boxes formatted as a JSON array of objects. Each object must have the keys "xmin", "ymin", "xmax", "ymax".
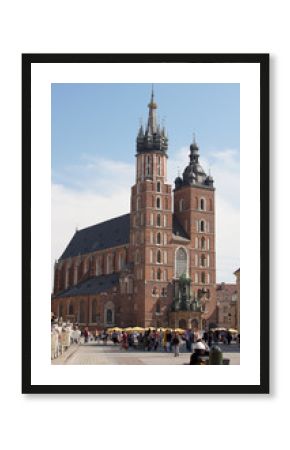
[{"xmin": 52, "ymin": 148, "xmax": 239, "ymax": 287}]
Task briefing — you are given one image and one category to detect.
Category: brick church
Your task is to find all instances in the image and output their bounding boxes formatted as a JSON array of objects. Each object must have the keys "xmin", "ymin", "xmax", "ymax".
[{"xmin": 51, "ymin": 89, "xmax": 217, "ymax": 331}]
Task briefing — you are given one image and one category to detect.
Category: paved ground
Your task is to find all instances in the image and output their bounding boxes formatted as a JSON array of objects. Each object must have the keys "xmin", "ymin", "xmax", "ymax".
[{"xmin": 52, "ymin": 342, "xmax": 240, "ymax": 365}]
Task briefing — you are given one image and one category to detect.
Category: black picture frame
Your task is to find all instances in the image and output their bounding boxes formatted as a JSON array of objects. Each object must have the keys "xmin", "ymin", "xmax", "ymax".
[{"xmin": 22, "ymin": 53, "xmax": 269, "ymax": 394}]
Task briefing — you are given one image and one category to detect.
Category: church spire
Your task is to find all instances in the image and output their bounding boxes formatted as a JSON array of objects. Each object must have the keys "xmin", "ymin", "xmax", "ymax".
[
  {"xmin": 146, "ymin": 84, "xmax": 158, "ymax": 135},
  {"xmin": 136, "ymin": 86, "xmax": 168, "ymax": 154}
]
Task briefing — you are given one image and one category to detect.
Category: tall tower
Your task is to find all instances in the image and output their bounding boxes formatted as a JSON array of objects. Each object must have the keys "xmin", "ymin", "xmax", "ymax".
[
  {"xmin": 129, "ymin": 88, "xmax": 173, "ymax": 327},
  {"xmin": 173, "ymin": 137, "xmax": 217, "ymax": 326}
]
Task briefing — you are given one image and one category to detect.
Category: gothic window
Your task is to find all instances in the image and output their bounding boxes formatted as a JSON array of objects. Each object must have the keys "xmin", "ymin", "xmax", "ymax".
[
  {"xmin": 68, "ymin": 303, "xmax": 74, "ymax": 315},
  {"xmin": 157, "ymin": 214, "xmax": 161, "ymax": 227},
  {"xmin": 157, "ymin": 156, "xmax": 161, "ymax": 176},
  {"xmin": 157, "ymin": 232, "xmax": 161, "ymax": 245},
  {"xmin": 157, "ymin": 268, "xmax": 162, "ymax": 280},
  {"xmin": 175, "ymin": 247, "xmax": 188, "ymax": 278},
  {"xmin": 91, "ymin": 300, "xmax": 97, "ymax": 323},
  {"xmin": 201, "ymin": 272, "xmax": 206, "ymax": 284},
  {"xmin": 107, "ymin": 254, "xmax": 113, "ymax": 274},
  {"xmin": 156, "ymin": 197, "xmax": 161, "ymax": 209},
  {"xmin": 201, "ymin": 254, "xmax": 206, "ymax": 267},
  {"xmin": 146, "ymin": 155, "xmax": 151, "ymax": 177},
  {"xmin": 135, "ymin": 250, "xmax": 140, "ymax": 264},
  {"xmin": 200, "ymin": 220, "xmax": 205, "ymax": 232},
  {"xmin": 157, "ymin": 250, "xmax": 162, "ymax": 264},
  {"xmin": 200, "ymin": 198, "xmax": 206, "ymax": 211},
  {"xmin": 106, "ymin": 309, "xmax": 113, "ymax": 324},
  {"xmin": 201, "ymin": 237, "xmax": 206, "ymax": 250},
  {"xmin": 157, "ymin": 181, "xmax": 161, "ymax": 192},
  {"xmin": 179, "ymin": 199, "xmax": 184, "ymax": 212},
  {"xmin": 128, "ymin": 278, "xmax": 133, "ymax": 294}
]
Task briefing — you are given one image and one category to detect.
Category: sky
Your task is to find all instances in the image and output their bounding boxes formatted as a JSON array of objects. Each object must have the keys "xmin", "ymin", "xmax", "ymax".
[{"xmin": 51, "ymin": 83, "xmax": 240, "ymax": 284}]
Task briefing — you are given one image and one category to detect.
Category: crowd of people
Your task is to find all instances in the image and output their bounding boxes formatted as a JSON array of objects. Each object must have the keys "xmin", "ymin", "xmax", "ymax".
[{"xmin": 51, "ymin": 313, "xmax": 239, "ymax": 363}]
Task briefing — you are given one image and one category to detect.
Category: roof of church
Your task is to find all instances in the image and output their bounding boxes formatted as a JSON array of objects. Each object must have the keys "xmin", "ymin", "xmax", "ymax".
[
  {"xmin": 59, "ymin": 212, "xmax": 189, "ymax": 261},
  {"xmin": 54, "ymin": 273, "xmax": 120, "ymax": 298},
  {"xmin": 59, "ymin": 213, "xmax": 131, "ymax": 260},
  {"xmin": 172, "ymin": 214, "xmax": 190, "ymax": 240}
]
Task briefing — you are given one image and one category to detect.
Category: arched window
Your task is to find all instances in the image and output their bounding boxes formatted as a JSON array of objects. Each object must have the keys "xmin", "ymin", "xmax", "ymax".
[
  {"xmin": 104, "ymin": 301, "xmax": 115, "ymax": 325},
  {"xmin": 106, "ymin": 309, "xmax": 113, "ymax": 323},
  {"xmin": 156, "ymin": 197, "xmax": 161, "ymax": 209},
  {"xmin": 91, "ymin": 299, "xmax": 97, "ymax": 323},
  {"xmin": 157, "ymin": 214, "xmax": 161, "ymax": 227},
  {"xmin": 201, "ymin": 254, "xmax": 206, "ymax": 267},
  {"xmin": 176, "ymin": 247, "xmax": 188, "ymax": 278},
  {"xmin": 157, "ymin": 268, "xmax": 162, "ymax": 280},
  {"xmin": 157, "ymin": 156, "xmax": 161, "ymax": 176},
  {"xmin": 68, "ymin": 303, "xmax": 74, "ymax": 315},
  {"xmin": 135, "ymin": 250, "xmax": 140, "ymax": 264},
  {"xmin": 201, "ymin": 237, "xmax": 206, "ymax": 250},
  {"xmin": 107, "ymin": 254, "xmax": 112, "ymax": 274},
  {"xmin": 200, "ymin": 220, "xmax": 205, "ymax": 232},
  {"xmin": 200, "ymin": 198, "xmax": 206, "ymax": 211},
  {"xmin": 157, "ymin": 250, "xmax": 162, "ymax": 263},
  {"xmin": 201, "ymin": 272, "xmax": 206, "ymax": 284},
  {"xmin": 157, "ymin": 181, "xmax": 161, "ymax": 192},
  {"xmin": 157, "ymin": 232, "xmax": 161, "ymax": 245},
  {"xmin": 179, "ymin": 199, "xmax": 184, "ymax": 212}
]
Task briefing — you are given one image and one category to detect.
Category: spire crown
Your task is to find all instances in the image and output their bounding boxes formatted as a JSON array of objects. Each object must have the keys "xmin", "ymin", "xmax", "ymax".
[{"xmin": 136, "ymin": 87, "xmax": 168, "ymax": 154}]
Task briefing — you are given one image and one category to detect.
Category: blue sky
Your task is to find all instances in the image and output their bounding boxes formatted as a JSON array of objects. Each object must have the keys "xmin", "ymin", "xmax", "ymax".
[{"xmin": 51, "ymin": 83, "xmax": 240, "ymax": 283}]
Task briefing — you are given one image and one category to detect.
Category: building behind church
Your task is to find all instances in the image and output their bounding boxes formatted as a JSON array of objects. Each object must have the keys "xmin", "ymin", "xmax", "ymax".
[{"xmin": 51, "ymin": 90, "xmax": 218, "ymax": 331}]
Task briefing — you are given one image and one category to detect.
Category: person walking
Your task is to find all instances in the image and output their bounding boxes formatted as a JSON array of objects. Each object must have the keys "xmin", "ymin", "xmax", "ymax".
[{"xmin": 172, "ymin": 332, "xmax": 180, "ymax": 357}]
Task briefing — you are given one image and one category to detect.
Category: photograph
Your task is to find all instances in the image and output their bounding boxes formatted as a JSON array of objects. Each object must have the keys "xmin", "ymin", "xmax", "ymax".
[
  {"xmin": 50, "ymin": 82, "xmax": 240, "ymax": 367},
  {"xmin": 22, "ymin": 54, "xmax": 269, "ymax": 393}
]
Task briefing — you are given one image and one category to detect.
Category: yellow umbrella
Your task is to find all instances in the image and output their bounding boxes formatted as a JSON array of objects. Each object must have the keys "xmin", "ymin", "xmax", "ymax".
[
  {"xmin": 124, "ymin": 327, "xmax": 134, "ymax": 332},
  {"xmin": 228, "ymin": 328, "xmax": 238, "ymax": 334},
  {"xmin": 174, "ymin": 328, "xmax": 185, "ymax": 334},
  {"xmin": 108, "ymin": 327, "xmax": 122, "ymax": 332},
  {"xmin": 132, "ymin": 326, "xmax": 144, "ymax": 332}
]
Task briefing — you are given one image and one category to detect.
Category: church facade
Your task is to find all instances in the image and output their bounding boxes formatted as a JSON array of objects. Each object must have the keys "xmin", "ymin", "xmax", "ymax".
[{"xmin": 51, "ymin": 90, "xmax": 217, "ymax": 330}]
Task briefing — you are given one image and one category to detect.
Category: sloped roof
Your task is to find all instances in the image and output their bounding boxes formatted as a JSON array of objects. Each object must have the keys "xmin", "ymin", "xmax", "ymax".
[
  {"xmin": 59, "ymin": 213, "xmax": 130, "ymax": 260},
  {"xmin": 59, "ymin": 212, "xmax": 190, "ymax": 262},
  {"xmin": 172, "ymin": 214, "xmax": 190, "ymax": 240},
  {"xmin": 54, "ymin": 273, "xmax": 120, "ymax": 298}
]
